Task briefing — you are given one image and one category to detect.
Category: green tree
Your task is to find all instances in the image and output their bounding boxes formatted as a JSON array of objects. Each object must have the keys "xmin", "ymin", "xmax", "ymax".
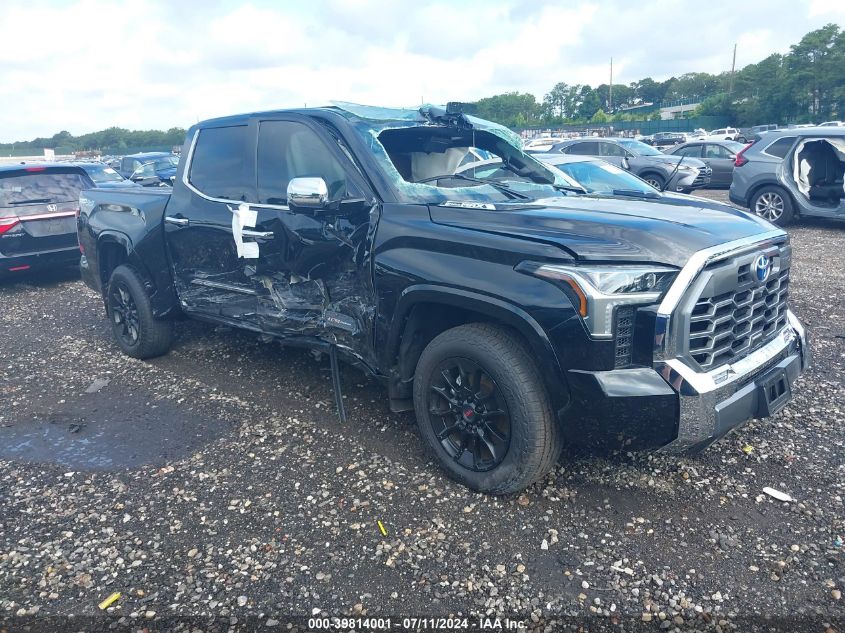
[
  {"xmin": 591, "ymin": 109, "xmax": 608, "ymax": 123},
  {"xmin": 474, "ymin": 92, "xmax": 539, "ymax": 127}
]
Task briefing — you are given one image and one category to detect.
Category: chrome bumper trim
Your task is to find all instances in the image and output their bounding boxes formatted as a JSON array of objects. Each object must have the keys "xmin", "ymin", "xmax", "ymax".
[{"xmin": 657, "ymin": 312, "xmax": 808, "ymax": 452}]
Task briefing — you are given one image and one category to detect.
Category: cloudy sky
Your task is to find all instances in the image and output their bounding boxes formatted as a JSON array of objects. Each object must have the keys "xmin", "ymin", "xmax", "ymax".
[{"xmin": 1, "ymin": 0, "xmax": 843, "ymax": 142}]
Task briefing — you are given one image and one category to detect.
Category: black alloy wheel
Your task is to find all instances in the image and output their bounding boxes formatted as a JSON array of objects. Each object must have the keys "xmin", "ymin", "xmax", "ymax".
[
  {"xmin": 427, "ymin": 357, "xmax": 511, "ymax": 472},
  {"xmin": 109, "ymin": 281, "xmax": 141, "ymax": 347}
]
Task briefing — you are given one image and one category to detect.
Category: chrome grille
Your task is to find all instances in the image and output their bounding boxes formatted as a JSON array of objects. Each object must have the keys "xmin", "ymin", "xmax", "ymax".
[{"xmin": 688, "ymin": 267, "xmax": 789, "ymax": 371}]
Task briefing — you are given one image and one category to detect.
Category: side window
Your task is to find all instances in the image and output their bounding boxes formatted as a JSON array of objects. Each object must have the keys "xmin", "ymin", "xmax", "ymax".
[
  {"xmin": 565, "ymin": 142, "xmax": 600, "ymax": 156},
  {"xmin": 599, "ymin": 142, "xmax": 627, "ymax": 157},
  {"xmin": 704, "ymin": 144, "xmax": 732, "ymax": 159},
  {"xmin": 762, "ymin": 136, "xmax": 797, "ymax": 159},
  {"xmin": 121, "ymin": 158, "xmax": 134, "ymax": 174},
  {"xmin": 257, "ymin": 120, "xmax": 348, "ymax": 206},
  {"xmin": 189, "ymin": 125, "xmax": 252, "ymax": 201},
  {"xmin": 136, "ymin": 162, "xmax": 155, "ymax": 178},
  {"xmin": 677, "ymin": 145, "xmax": 702, "ymax": 158}
]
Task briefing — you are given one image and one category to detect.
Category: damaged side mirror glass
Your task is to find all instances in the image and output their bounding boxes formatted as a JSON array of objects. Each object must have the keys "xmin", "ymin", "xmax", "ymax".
[{"xmin": 287, "ymin": 177, "xmax": 328, "ymax": 210}]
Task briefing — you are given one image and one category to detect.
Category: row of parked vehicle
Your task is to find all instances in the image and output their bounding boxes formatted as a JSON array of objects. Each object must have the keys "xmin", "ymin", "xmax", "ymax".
[{"xmin": 522, "ymin": 126, "xmax": 845, "ymax": 225}]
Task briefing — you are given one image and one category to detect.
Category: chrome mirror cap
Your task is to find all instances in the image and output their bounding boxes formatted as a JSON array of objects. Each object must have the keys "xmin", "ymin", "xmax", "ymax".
[{"xmin": 287, "ymin": 177, "xmax": 328, "ymax": 208}]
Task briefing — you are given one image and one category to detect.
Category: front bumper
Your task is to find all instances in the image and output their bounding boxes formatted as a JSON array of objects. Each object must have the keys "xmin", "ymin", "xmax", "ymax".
[
  {"xmin": 564, "ymin": 311, "xmax": 808, "ymax": 452},
  {"xmin": 656, "ymin": 310, "xmax": 808, "ymax": 451}
]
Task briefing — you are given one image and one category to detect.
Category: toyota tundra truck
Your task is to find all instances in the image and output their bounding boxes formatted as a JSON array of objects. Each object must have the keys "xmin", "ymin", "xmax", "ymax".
[{"xmin": 77, "ymin": 103, "xmax": 809, "ymax": 494}]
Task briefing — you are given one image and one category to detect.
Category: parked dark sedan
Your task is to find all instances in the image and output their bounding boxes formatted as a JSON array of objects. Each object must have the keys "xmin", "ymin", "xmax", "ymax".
[
  {"xmin": 650, "ymin": 132, "xmax": 687, "ymax": 148},
  {"xmin": 664, "ymin": 140, "xmax": 748, "ymax": 187},
  {"xmin": 0, "ymin": 163, "xmax": 92, "ymax": 276}
]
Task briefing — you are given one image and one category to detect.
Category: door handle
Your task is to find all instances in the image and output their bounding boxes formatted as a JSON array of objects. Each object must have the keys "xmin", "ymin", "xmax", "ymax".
[
  {"xmin": 241, "ymin": 230, "xmax": 274, "ymax": 239},
  {"xmin": 165, "ymin": 216, "xmax": 189, "ymax": 226}
]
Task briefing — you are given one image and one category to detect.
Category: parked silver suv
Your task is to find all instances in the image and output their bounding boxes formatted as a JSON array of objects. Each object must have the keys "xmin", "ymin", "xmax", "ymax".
[{"xmin": 730, "ymin": 128, "xmax": 845, "ymax": 226}]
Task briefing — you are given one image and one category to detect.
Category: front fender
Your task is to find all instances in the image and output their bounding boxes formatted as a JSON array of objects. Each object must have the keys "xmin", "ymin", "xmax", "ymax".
[{"xmin": 388, "ymin": 284, "xmax": 571, "ymax": 414}]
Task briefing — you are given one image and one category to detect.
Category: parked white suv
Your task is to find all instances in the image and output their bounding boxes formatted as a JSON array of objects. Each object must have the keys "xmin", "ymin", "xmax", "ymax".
[{"xmin": 704, "ymin": 127, "xmax": 746, "ymax": 142}]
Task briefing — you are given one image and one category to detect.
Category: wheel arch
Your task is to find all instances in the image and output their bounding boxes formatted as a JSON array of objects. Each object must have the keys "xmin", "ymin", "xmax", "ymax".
[
  {"xmin": 746, "ymin": 180, "xmax": 796, "ymax": 214},
  {"xmin": 385, "ymin": 285, "xmax": 570, "ymax": 415},
  {"xmin": 96, "ymin": 232, "xmax": 178, "ymax": 318}
]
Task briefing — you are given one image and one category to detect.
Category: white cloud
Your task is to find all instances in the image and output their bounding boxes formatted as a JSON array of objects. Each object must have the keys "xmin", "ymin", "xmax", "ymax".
[{"xmin": 0, "ymin": 0, "xmax": 843, "ymax": 142}]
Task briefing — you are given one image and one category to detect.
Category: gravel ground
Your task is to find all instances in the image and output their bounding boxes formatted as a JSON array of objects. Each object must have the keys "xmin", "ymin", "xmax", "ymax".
[{"xmin": 1, "ymin": 193, "xmax": 843, "ymax": 632}]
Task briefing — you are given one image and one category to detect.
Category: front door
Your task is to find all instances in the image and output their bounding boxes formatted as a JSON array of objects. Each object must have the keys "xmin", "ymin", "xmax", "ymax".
[
  {"xmin": 247, "ymin": 115, "xmax": 377, "ymax": 365},
  {"xmin": 598, "ymin": 141, "xmax": 627, "ymax": 168}
]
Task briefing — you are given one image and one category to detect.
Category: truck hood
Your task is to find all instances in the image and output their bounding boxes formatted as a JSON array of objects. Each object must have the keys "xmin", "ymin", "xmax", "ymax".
[{"xmin": 429, "ymin": 195, "xmax": 776, "ymax": 267}]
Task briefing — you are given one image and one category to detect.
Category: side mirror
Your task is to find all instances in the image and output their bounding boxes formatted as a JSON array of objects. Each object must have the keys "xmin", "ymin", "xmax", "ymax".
[
  {"xmin": 622, "ymin": 157, "xmax": 630, "ymax": 170},
  {"xmin": 287, "ymin": 177, "xmax": 328, "ymax": 209}
]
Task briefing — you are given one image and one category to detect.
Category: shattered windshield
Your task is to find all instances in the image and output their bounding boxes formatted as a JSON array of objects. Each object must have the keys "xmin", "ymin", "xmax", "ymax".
[{"xmin": 338, "ymin": 103, "xmax": 572, "ymax": 204}]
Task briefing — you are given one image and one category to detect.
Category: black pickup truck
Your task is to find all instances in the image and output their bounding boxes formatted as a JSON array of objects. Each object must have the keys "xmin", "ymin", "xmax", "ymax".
[{"xmin": 78, "ymin": 103, "xmax": 809, "ymax": 494}]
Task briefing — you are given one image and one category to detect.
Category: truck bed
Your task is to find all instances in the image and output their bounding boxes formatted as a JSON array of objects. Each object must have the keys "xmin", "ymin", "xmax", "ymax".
[{"xmin": 78, "ymin": 186, "xmax": 176, "ymax": 316}]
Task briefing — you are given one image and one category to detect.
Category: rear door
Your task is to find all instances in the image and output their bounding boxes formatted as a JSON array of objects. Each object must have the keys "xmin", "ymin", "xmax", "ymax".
[
  {"xmin": 163, "ymin": 123, "xmax": 263, "ymax": 321},
  {"xmin": 0, "ymin": 168, "xmax": 88, "ymax": 260}
]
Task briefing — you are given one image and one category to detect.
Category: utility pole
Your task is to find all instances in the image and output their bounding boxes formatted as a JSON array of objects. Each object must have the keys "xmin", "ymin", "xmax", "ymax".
[
  {"xmin": 609, "ymin": 57, "xmax": 613, "ymax": 112},
  {"xmin": 728, "ymin": 43, "xmax": 737, "ymax": 94}
]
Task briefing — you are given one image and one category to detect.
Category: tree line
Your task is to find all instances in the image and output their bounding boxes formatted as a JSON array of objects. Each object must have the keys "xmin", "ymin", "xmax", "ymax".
[
  {"xmin": 473, "ymin": 24, "xmax": 844, "ymax": 128},
  {"xmin": 2, "ymin": 23, "xmax": 842, "ymax": 150},
  {"xmin": 0, "ymin": 127, "xmax": 187, "ymax": 152}
]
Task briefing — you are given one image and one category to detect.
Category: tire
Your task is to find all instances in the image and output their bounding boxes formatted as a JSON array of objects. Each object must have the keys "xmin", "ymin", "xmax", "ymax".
[
  {"xmin": 750, "ymin": 186, "xmax": 794, "ymax": 226},
  {"xmin": 106, "ymin": 265, "xmax": 173, "ymax": 359},
  {"xmin": 641, "ymin": 172, "xmax": 665, "ymax": 190},
  {"xmin": 736, "ymin": 136, "xmax": 747, "ymax": 144},
  {"xmin": 413, "ymin": 323, "xmax": 562, "ymax": 495}
]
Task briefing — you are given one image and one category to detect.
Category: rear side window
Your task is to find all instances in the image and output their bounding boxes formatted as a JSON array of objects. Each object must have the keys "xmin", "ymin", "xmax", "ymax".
[
  {"xmin": 256, "ymin": 120, "xmax": 348, "ymax": 205},
  {"xmin": 762, "ymin": 136, "xmax": 797, "ymax": 159},
  {"xmin": 189, "ymin": 126, "xmax": 252, "ymax": 201},
  {"xmin": 565, "ymin": 142, "xmax": 600, "ymax": 156},
  {"xmin": 0, "ymin": 172, "xmax": 89, "ymax": 206}
]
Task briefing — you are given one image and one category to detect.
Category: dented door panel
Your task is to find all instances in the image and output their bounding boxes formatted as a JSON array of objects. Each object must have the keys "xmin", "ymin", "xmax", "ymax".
[{"xmin": 250, "ymin": 203, "xmax": 378, "ymax": 367}]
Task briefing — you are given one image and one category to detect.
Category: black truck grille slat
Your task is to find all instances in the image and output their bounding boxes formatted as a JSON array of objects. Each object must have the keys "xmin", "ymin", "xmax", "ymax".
[{"xmin": 688, "ymin": 268, "xmax": 789, "ymax": 371}]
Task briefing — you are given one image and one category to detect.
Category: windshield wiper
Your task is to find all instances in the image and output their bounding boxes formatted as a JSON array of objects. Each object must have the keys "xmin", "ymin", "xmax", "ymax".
[
  {"xmin": 553, "ymin": 184, "xmax": 587, "ymax": 194},
  {"xmin": 9, "ymin": 198, "xmax": 52, "ymax": 205},
  {"xmin": 611, "ymin": 189, "xmax": 660, "ymax": 198},
  {"xmin": 416, "ymin": 173, "xmax": 531, "ymax": 200}
]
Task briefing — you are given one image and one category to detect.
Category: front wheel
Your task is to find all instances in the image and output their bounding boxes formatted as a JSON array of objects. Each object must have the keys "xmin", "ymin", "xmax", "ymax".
[
  {"xmin": 750, "ymin": 186, "xmax": 794, "ymax": 226},
  {"xmin": 107, "ymin": 265, "xmax": 173, "ymax": 359},
  {"xmin": 413, "ymin": 323, "xmax": 562, "ymax": 494},
  {"xmin": 642, "ymin": 173, "xmax": 666, "ymax": 190}
]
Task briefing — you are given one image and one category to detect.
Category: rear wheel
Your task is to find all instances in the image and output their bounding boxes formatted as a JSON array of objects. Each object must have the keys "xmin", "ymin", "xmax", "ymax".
[
  {"xmin": 413, "ymin": 323, "xmax": 562, "ymax": 494},
  {"xmin": 107, "ymin": 265, "xmax": 173, "ymax": 359},
  {"xmin": 750, "ymin": 186, "xmax": 794, "ymax": 226}
]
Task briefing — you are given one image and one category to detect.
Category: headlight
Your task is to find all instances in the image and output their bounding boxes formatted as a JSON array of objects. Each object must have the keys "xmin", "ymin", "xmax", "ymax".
[
  {"xmin": 674, "ymin": 164, "xmax": 695, "ymax": 172},
  {"xmin": 518, "ymin": 263, "xmax": 678, "ymax": 338}
]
